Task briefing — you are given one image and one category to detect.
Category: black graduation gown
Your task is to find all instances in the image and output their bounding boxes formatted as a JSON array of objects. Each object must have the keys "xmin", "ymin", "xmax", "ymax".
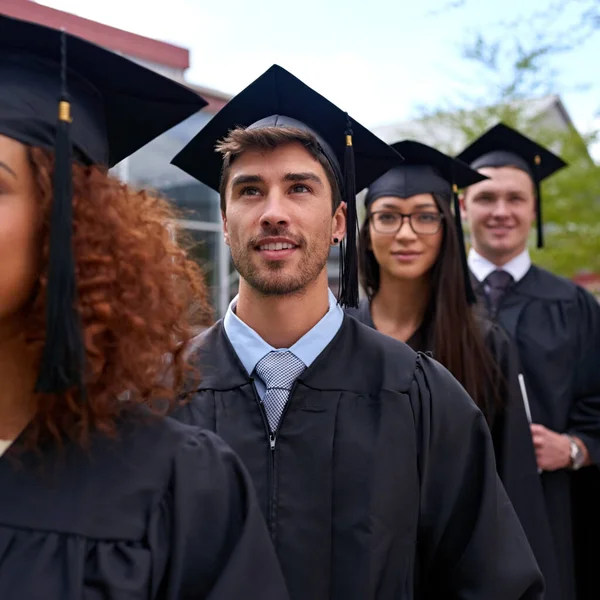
[
  {"xmin": 177, "ymin": 316, "xmax": 544, "ymax": 600},
  {"xmin": 347, "ymin": 299, "xmax": 561, "ymax": 600},
  {"xmin": 0, "ymin": 416, "xmax": 289, "ymax": 600},
  {"xmin": 471, "ymin": 264, "xmax": 600, "ymax": 600}
]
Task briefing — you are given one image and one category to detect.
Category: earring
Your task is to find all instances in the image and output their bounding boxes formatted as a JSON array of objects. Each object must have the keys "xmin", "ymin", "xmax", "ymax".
[{"xmin": 332, "ymin": 237, "xmax": 339, "ymax": 245}]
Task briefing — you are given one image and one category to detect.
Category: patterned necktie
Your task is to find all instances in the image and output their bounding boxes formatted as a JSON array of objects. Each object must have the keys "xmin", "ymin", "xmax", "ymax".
[
  {"xmin": 484, "ymin": 269, "xmax": 514, "ymax": 311},
  {"xmin": 255, "ymin": 351, "xmax": 306, "ymax": 432}
]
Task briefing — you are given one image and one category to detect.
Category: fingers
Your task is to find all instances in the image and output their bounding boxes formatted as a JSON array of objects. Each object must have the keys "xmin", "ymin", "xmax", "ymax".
[{"xmin": 531, "ymin": 428, "xmax": 546, "ymax": 448}]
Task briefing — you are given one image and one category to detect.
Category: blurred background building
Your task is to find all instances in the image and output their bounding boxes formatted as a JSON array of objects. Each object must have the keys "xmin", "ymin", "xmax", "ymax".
[
  {"xmin": 2, "ymin": 0, "xmax": 597, "ymax": 304},
  {"xmin": 1, "ymin": 0, "xmax": 343, "ymax": 316}
]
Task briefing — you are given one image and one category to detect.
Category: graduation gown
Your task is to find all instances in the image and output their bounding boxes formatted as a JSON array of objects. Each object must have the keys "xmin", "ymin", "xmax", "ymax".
[
  {"xmin": 0, "ymin": 416, "xmax": 289, "ymax": 600},
  {"xmin": 177, "ymin": 316, "xmax": 544, "ymax": 600},
  {"xmin": 471, "ymin": 264, "xmax": 600, "ymax": 600},
  {"xmin": 347, "ymin": 299, "xmax": 561, "ymax": 600}
]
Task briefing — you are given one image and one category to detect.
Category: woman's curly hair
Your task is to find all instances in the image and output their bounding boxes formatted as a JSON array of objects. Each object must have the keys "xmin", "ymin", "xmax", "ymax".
[{"xmin": 23, "ymin": 147, "xmax": 213, "ymax": 448}]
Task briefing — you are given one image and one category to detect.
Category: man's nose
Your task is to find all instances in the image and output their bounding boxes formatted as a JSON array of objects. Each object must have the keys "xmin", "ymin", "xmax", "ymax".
[
  {"xmin": 491, "ymin": 199, "xmax": 510, "ymax": 217},
  {"xmin": 259, "ymin": 191, "xmax": 291, "ymax": 228}
]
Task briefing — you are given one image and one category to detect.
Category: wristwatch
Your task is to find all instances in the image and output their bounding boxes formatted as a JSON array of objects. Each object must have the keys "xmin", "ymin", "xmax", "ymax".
[{"xmin": 567, "ymin": 435, "xmax": 585, "ymax": 471}]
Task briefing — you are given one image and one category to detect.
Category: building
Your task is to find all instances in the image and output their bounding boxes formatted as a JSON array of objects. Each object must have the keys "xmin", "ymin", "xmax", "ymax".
[
  {"xmin": 373, "ymin": 95, "xmax": 586, "ymax": 155},
  {"xmin": 1, "ymin": 0, "xmax": 244, "ymax": 316},
  {"xmin": 3, "ymin": 0, "xmax": 346, "ymax": 315}
]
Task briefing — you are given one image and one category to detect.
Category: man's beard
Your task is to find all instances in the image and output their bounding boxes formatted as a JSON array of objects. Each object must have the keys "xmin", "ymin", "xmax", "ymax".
[{"xmin": 230, "ymin": 228, "xmax": 331, "ymax": 296}]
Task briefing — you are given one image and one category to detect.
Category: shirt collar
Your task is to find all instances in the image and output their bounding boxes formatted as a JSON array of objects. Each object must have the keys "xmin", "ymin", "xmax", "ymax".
[
  {"xmin": 223, "ymin": 289, "xmax": 344, "ymax": 376},
  {"xmin": 468, "ymin": 247, "xmax": 531, "ymax": 283}
]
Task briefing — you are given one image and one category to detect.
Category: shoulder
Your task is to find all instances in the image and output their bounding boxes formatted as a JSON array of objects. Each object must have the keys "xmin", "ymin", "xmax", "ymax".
[
  {"xmin": 524, "ymin": 266, "xmax": 600, "ymax": 327},
  {"xmin": 187, "ymin": 320, "xmax": 225, "ymax": 356},
  {"xmin": 88, "ymin": 417, "xmax": 240, "ymax": 513},
  {"xmin": 85, "ymin": 414, "xmax": 216, "ymax": 479},
  {"xmin": 184, "ymin": 320, "xmax": 249, "ymax": 391},
  {"xmin": 0, "ymin": 416, "xmax": 223, "ymax": 540},
  {"xmin": 340, "ymin": 314, "xmax": 419, "ymax": 392},
  {"xmin": 161, "ymin": 420, "xmax": 247, "ymax": 490},
  {"xmin": 336, "ymin": 315, "xmax": 479, "ymax": 400},
  {"xmin": 315, "ymin": 317, "xmax": 482, "ymax": 424},
  {"xmin": 342, "ymin": 311, "xmax": 409, "ymax": 354},
  {"xmin": 525, "ymin": 264, "xmax": 581, "ymax": 301},
  {"xmin": 306, "ymin": 315, "xmax": 419, "ymax": 394},
  {"xmin": 344, "ymin": 298, "xmax": 373, "ymax": 327},
  {"xmin": 412, "ymin": 352, "xmax": 485, "ymax": 432}
]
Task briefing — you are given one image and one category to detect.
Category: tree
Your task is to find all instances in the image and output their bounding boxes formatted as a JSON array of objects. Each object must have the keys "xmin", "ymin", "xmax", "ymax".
[{"xmin": 417, "ymin": 0, "xmax": 600, "ymax": 277}]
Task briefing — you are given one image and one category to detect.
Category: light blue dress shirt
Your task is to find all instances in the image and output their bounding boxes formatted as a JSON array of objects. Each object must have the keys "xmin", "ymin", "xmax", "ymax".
[{"xmin": 223, "ymin": 289, "xmax": 344, "ymax": 399}]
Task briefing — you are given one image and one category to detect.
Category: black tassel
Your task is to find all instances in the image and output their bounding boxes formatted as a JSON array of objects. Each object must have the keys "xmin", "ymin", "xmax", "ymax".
[
  {"xmin": 452, "ymin": 184, "xmax": 476, "ymax": 305},
  {"xmin": 338, "ymin": 115, "xmax": 359, "ymax": 308},
  {"xmin": 35, "ymin": 30, "xmax": 84, "ymax": 395},
  {"xmin": 534, "ymin": 154, "xmax": 543, "ymax": 248}
]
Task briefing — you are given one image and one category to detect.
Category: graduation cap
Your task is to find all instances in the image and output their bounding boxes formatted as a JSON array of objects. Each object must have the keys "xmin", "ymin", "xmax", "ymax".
[
  {"xmin": 456, "ymin": 123, "xmax": 567, "ymax": 248},
  {"xmin": 0, "ymin": 14, "xmax": 208, "ymax": 395},
  {"xmin": 171, "ymin": 64, "xmax": 404, "ymax": 308},
  {"xmin": 364, "ymin": 140, "xmax": 487, "ymax": 304}
]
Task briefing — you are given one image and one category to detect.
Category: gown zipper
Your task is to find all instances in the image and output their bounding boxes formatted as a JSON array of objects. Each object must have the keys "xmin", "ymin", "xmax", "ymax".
[
  {"xmin": 250, "ymin": 379, "xmax": 298, "ymax": 541},
  {"xmin": 251, "ymin": 379, "xmax": 278, "ymax": 540}
]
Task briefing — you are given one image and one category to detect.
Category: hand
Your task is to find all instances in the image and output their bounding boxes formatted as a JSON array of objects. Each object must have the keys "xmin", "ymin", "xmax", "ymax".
[{"xmin": 530, "ymin": 424, "xmax": 571, "ymax": 471}]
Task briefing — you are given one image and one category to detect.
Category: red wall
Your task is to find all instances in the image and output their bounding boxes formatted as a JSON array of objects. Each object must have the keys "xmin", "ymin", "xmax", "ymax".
[
  {"xmin": 1, "ymin": 0, "xmax": 189, "ymax": 68},
  {"xmin": 1, "ymin": 0, "xmax": 231, "ymax": 111}
]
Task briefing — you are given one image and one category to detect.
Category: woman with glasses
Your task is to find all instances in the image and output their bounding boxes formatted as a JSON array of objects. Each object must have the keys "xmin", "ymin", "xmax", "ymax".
[{"xmin": 347, "ymin": 140, "xmax": 560, "ymax": 597}]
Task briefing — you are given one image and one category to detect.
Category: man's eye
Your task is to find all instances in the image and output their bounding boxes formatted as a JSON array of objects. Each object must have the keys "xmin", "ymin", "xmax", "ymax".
[
  {"xmin": 240, "ymin": 187, "xmax": 261, "ymax": 196},
  {"xmin": 290, "ymin": 184, "xmax": 310, "ymax": 194}
]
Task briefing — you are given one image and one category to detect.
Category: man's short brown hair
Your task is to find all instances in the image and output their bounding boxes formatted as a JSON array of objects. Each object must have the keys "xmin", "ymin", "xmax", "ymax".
[{"xmin": 216, "ymin": 126, "xmax": 343, "ymax": 214}]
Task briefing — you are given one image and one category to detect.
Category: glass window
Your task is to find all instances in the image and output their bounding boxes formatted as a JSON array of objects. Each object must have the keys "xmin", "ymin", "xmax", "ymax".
[
  {"xmin": 328, "ymin": 244, "xmax": 341, "ymax": 297},
  {"xmin": 113, "ymin": 111, "xmax": 212, "ymax": 189},
  {"xmin": 179, "ymin": 229, "xmax": 219, "ymax": 311},
  {"xmin": 229, "ymin": 255, "xmax": 240, "ymax": 302},
  {"xmin": 112, "ymin": 111, "xmax": 231, "ymax": 317},
  {"xmin": 111, "ymin": 111, "xmax": 221, "ymax": 223},
  {"xmin": 165, "ymin": 183, "xmax": 220, "ymax": 223}
]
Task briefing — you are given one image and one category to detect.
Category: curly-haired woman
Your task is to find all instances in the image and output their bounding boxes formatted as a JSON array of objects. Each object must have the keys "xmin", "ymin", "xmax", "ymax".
[{"xmin": 0, "ymin": 15, "xmax": 289, "ymax": 600}]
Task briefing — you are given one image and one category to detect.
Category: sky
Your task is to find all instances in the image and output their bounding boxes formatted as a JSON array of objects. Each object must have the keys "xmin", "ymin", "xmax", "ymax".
[{"xmin": 38, "ymin": 0, "xmax": 600, "ymax": 159}]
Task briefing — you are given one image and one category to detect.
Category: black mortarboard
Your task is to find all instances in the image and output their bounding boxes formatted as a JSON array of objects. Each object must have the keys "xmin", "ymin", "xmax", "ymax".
[
  {"xmin": 0, "ymin": 14, "xmax": 208, "ymax": 395},
  {"xmin": 364, "ymin": 140, "xmax": 488, "ymax": 304},
  {"xmin": 171, "ymin": 64, "xmax": 404, "ymax": 308},
  {"xmin": 456, "ymin": 123, "xmax": 567, "ymax": 248}
]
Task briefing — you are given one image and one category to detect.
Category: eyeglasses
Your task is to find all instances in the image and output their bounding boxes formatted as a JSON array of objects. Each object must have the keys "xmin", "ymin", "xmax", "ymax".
[{"xmin": 369, "ymin": 210, "xmax": 444, "ymax": 235}]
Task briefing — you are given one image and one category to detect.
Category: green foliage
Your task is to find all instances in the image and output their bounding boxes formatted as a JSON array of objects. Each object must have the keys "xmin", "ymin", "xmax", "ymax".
[
  {"xmin": 418, "ymin": 0, "xmax": 600, "ymax": 277},
  {"xmin": 530, "ymin": 125, "xmax": 600, "ymax": 275}
]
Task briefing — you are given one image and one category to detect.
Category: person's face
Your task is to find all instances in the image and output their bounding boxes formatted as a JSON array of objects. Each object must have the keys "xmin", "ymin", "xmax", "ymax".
[
  {"xmin": 461, "ymin": 166, "xmax": 536, "ymax": 264},
  {"xmin": 222, "ymin": 142, "xmax": 345, "ymax": 297},
  {"xmin": 0, "ymin": 135, "xmax": 40, "ymax": 335},
  {"xmin": 368, "ymin": 193, "xmax": 444, "ymax": 283}
]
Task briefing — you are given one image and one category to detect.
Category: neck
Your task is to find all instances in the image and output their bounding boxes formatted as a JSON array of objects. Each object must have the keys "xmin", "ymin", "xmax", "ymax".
[
  {"xmin": 235, "ymin": 272, "xmax": 330, "ymax": 348},
  {"xmin": 473, "ymin": 244, "xmax": 527, "ymax": 267},
  {"xmin": 0, "ymin": 320, "xmax": 37, "ymax": 440},
  {"xmin": 371, "ymin": 272, "xmax": 430, "ymax": 342}
]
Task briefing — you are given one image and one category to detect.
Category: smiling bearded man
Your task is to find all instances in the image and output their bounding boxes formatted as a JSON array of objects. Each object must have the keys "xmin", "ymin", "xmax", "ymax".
[{"xmin": 170, "ymin": 67, "xmax": 544, "ymax": 600}]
